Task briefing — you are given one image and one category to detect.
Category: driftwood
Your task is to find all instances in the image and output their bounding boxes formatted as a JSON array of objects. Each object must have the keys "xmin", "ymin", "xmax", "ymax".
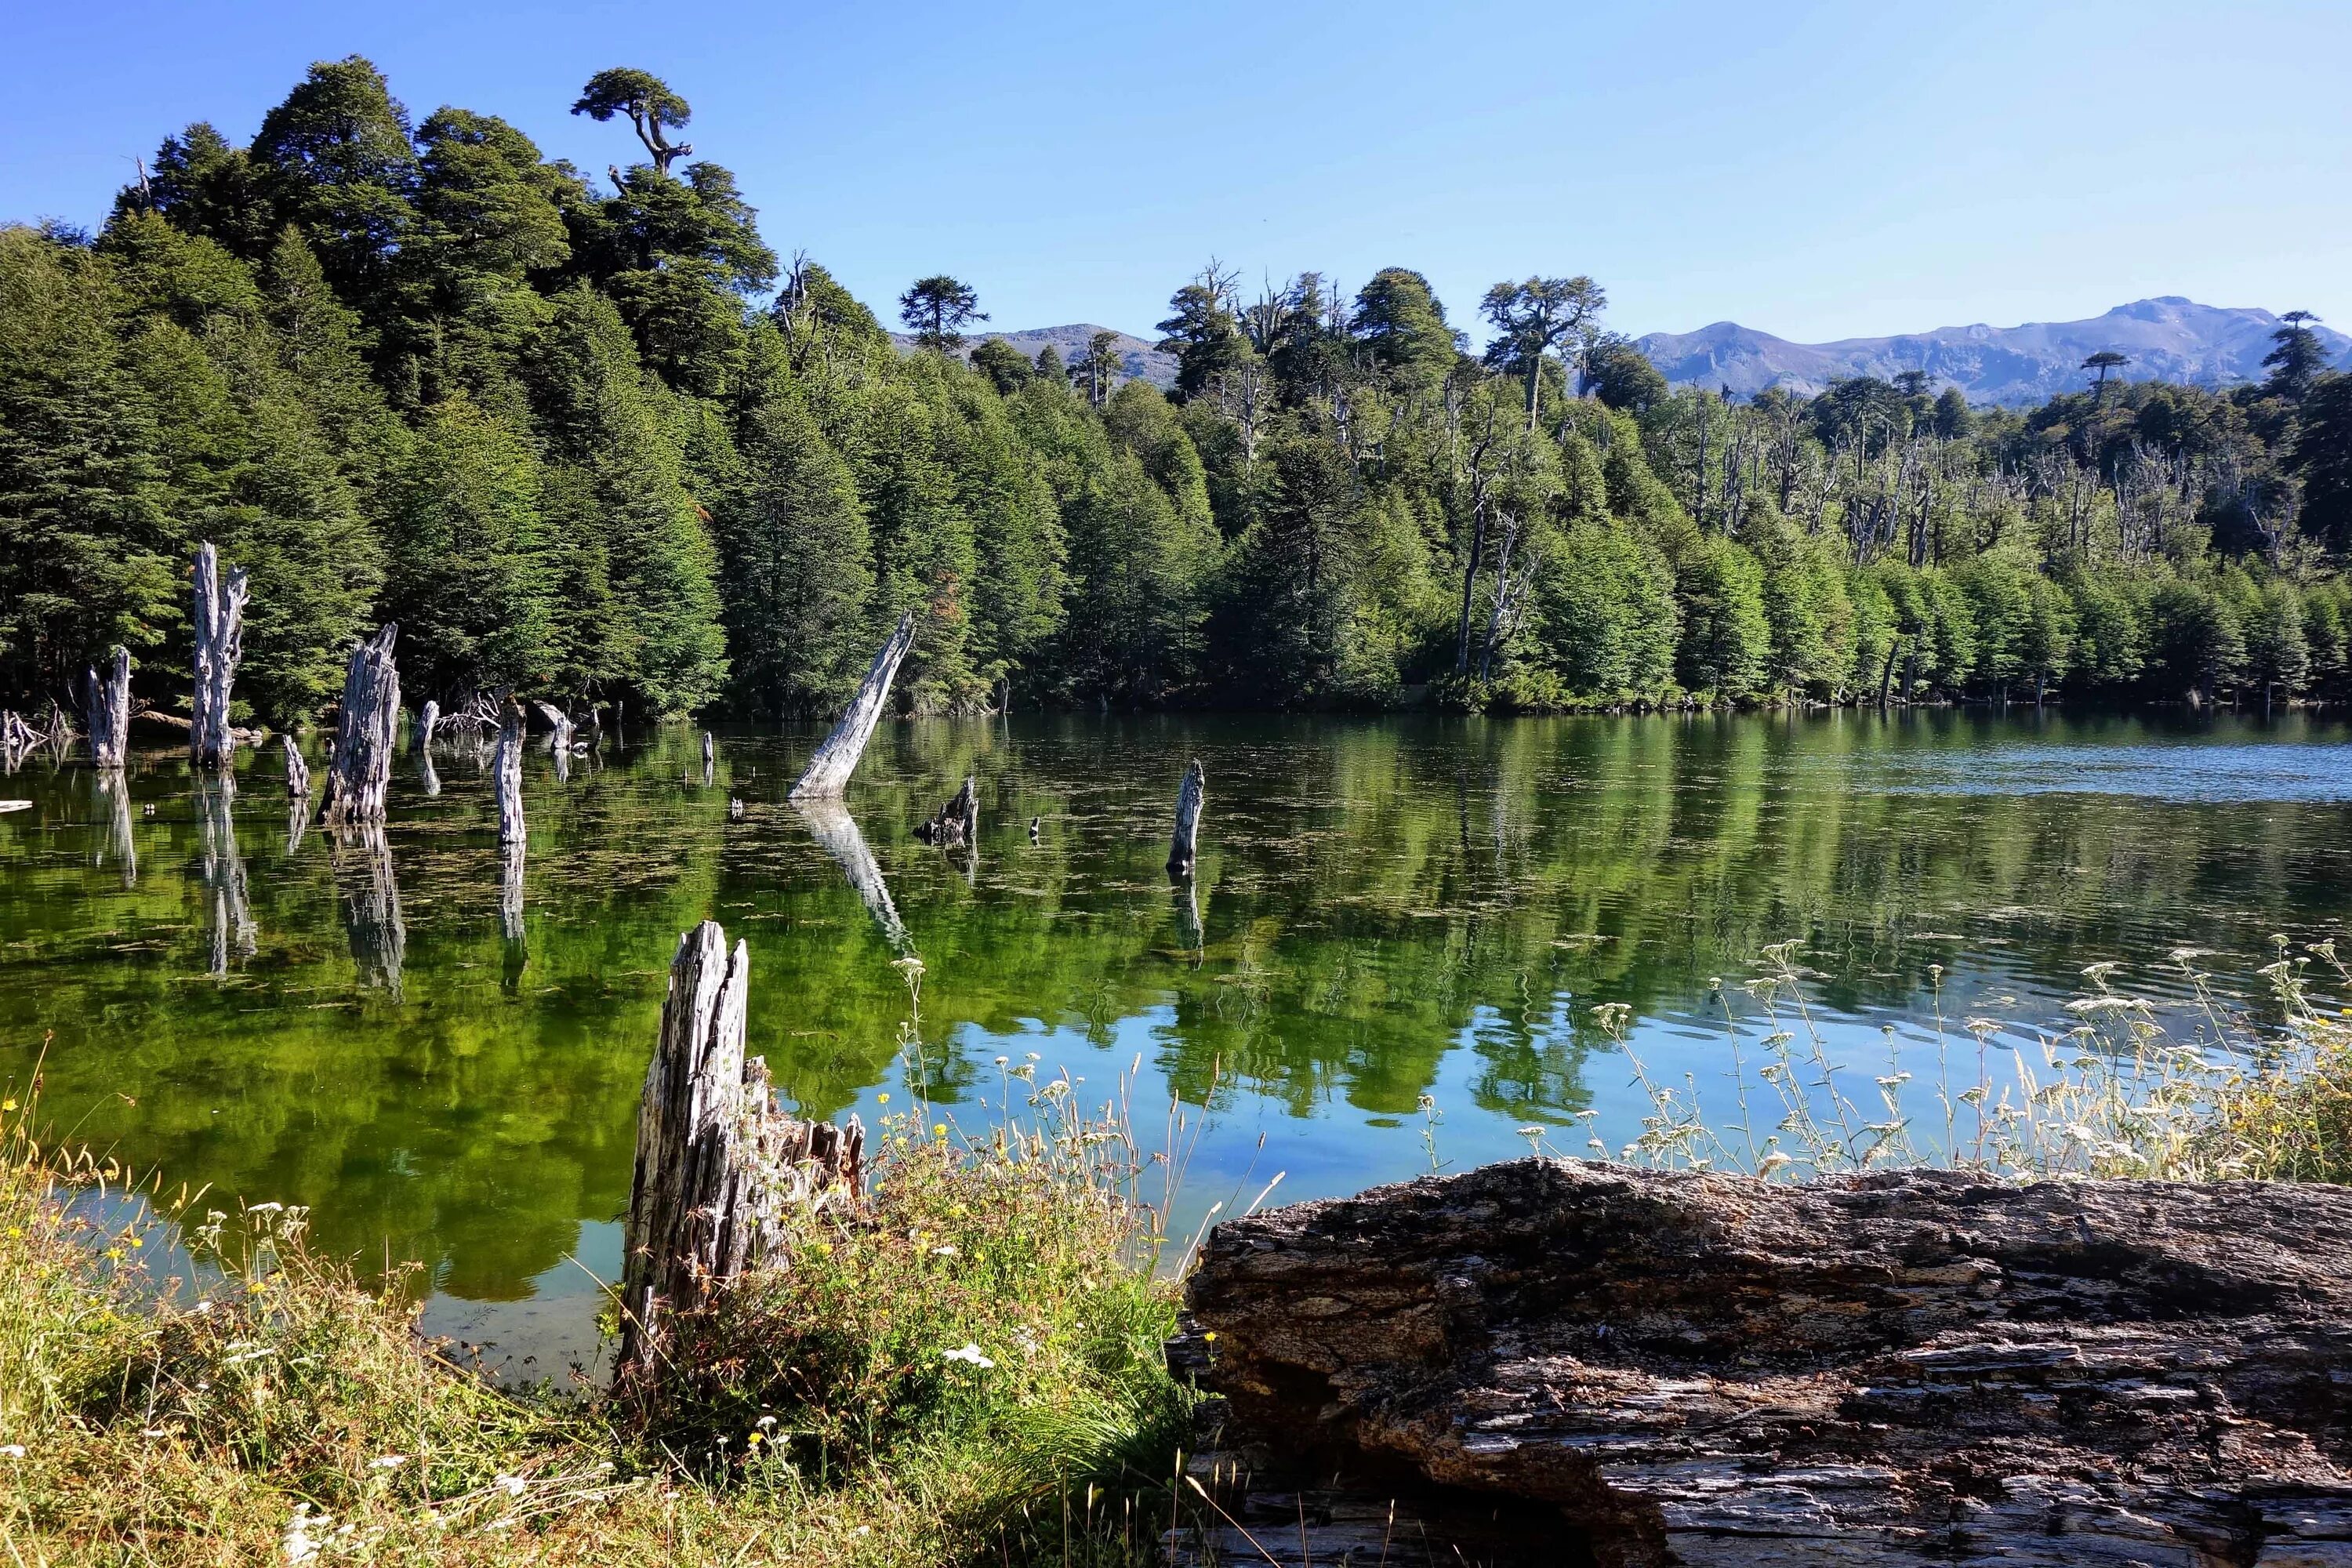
[
  {"xmin": 789, "ymin": 612, "xmax": 916, "ymax": 800},
  {"xmin": 1167, "ymin": 758, "xmax": 1205, "ymax": 878},
  {"xmin": 913, "ymin": 775, "xmax": 978, "ymax": 848},
  {"xmin": 617, "ymin": 921, "xmax": 865, "ymax": 1382},
  {"xmin": 1176, "ymin": 1157, "xmax": 2352, "ymax": 1567},
  {"xmin": 281, "ymin": 735, "xmax": 310, "ymax": 799},
  {"xmin": 190, "ymin": 542, "xmax": 249, "ymax": 768},
  {"xmin": 83, "ymin": 647, "xmax": 131, "ymax": 769},
  {"xmin": 492, "ymin": 695, "xmax": 525, "ymax": 846},
  {"xmin": 320, "ymin": 626, "xmax": 399, "ymax": 827},
  {"xmin": 332, "ymin": 826, "xmax": 404, "ymax": 998},
  {"xmin": 795, "ymin": 802, "xmax": 912, "ymax": 953},
  {"xmin": 197, "ymin": 773, "xmax": 253, "ymax": 975}
]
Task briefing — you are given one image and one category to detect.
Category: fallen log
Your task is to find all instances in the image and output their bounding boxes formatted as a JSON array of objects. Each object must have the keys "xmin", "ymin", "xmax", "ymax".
[
  {"xmin": 1175, "ymin": 1158, "xmax": 2352, "ymax": 1567},
  {"xmin": 617, "ymin": 921, "xmax": 864, "ymax": 1385},
  {"xmin": 320, "ymin": 626, "xmax": 399, "ymax": 827},
  {"xmin": 190, "ymin": 541, "xmax": 249, "ymax": 768},
  {"xmin": 913, "ymin": 775, "xmax": 978, "ymax": 848},
  {"xmin": 789, "ymin": 612, "xmax": 916, "ymax": 801},
  {"xmin": 1168, "ymin": 758, "xmax": 1204, "ymax": 878},
  {"xmin": 82, "ymin": 647, "xmax": 131, "ymax": 769}
]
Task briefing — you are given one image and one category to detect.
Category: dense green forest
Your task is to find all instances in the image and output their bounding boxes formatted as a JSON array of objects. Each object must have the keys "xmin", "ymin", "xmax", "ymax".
[{"xmin": 7, "ymin": 56, "xmax": 2352, "ymax": 726}]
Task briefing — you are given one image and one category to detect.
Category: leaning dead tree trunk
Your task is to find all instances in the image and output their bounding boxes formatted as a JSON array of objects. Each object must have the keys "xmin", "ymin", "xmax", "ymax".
[
  {"xmin": 190, "ymin": 542, "xmax": 249, "ymax": 768},
  {"xmin": 492, "ymin": 695, "xmax": 525, "ymax": 845},
  {"xmin": 531, "ymin": 700, "xmax": 574, "ymax": 752},
  {"xmin": 914, "ymin": 775, "xmax": 978, "ymax": 847},
  {"xmin": 320, "ymin": 626, "xmax": 399, "ymax": 827},
  {"xmin": 789, "ymin": 612, "xmax": 916, "ymax": 800},
  {"xmin": 1179, "ymin": 1158, "xmax": 2352, "ymax": 1567},
  {"xmin": 83, "ymin": 646, "xmax": 131, "ymax": 769},
  {"xmin": 618, "ymin": 921, "xmax": 866, "ymax": 1384},
  {"xmin": 1167, "ymin": 758, "xmax": 1205, "ymax": 878}
]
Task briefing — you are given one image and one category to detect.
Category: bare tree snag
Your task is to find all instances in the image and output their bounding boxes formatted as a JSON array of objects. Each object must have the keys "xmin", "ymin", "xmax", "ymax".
[
  {"xmin": 197, "ymin": 773, "xmax": 252, "ymax": 975},
  {"xmin": 279, "ymin": 738, "xmax": 310, "ymax": 809},
  {"xmin": 492, "ymin": 695, "xmax": 525, "ymax": 846},
  {"xmin": 190, "ymin": 543, "xmax": 249, "ymax": 768},
  {"xmin": 531, "ymin": 700, "xmax": 574, "ymax": 752},
  {"xmin": 1168, "ymin": 758, "xmax": 1205, "ymax": 879},
  {"xmin": 796, "ymin": 804, "xmax": 912, "ymax": 953},
  {"xmin": 789, "ymin": 612, "xmax": 916, "ymax": 800},
  {"xmin": 414, "ymin": 699, "xmax": 439, "ymax": 753},
  {"xmin": 914, "ymin": 775, "xmax": 978, "ymax": 848},
  {"xmin": 618, "ymin": 921, "xmax": 866, "ymax": 1384},
  {"xmin": 320, "ymin": 626, "xmax": 399, "ymax": 827},
  {"xmin": 83, "ymin": 647, "xmax": 131, "ymax": 769}
]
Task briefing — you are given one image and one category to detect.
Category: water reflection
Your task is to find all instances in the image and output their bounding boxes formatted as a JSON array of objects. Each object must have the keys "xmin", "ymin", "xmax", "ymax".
[
  {"xmin": 94, "ymin": 767, "xmax": 136, "ymax": 886},
  {"xmin": 796, "ymin": 801, "xmax": 911, "ymax": 954},
  {"xmin": 195, "ymin": 773, "xmax": 252, "ymax": 975},
  {"xmin": 332, "ymin": 826, "xmax": 404, "ymax": 999}
]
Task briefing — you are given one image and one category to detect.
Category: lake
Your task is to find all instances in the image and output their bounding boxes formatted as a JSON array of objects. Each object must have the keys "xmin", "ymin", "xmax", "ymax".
[{"xmin": 5, "ymin": 710, "xmax": 2349, "ymax": 1375}]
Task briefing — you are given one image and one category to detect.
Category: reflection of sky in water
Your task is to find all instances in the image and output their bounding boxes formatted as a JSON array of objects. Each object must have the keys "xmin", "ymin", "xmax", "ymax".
[{"xmin": 1864, "ymin": 742, "xmax": 2352, "ymax": 803}]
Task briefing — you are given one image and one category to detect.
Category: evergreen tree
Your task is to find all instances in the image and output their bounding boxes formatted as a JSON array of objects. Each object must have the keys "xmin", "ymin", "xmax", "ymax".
[{"xmin": 716, "ymin": 397, "xmax": 873, "ymax": 713}]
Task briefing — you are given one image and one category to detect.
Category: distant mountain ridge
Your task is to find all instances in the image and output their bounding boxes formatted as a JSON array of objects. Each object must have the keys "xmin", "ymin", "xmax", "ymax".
[
  {"xmin": 1636, "ymin": 298, "xmax": 2352, "ymax": 405},
  {"xmin": 891, "ymin": 324, "xmax": 1178, "ymax": 390}
]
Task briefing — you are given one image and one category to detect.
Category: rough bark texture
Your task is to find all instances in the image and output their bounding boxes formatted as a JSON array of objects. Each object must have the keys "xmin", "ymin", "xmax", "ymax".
[
  {"xmin": 1175, "ymin": 1158, "xmax": 2352, "ymax": 1567},
  {"xmin": 796, "ymin": 803, "xmax": 912, "ymax": 953},
  {"xmin": 914, "ymin": 775, "xmax": 978, "ymax": 848},
  {"xmin": 618, "ymin": 921, "xmax": 866, "ymax": 1384},
  {"xmin": 321, "ymin": 626, "xmax": 399, "ymax": 826},
  {"xmin": 789, "ymin": 612, "xmax": 916, "ymax": 800},
  {"xmin": 492, "ymin": 696, "xmax": 525, "ymax": 846},
  {"xmin": 83, "ymin": 646, "xmax": 131, "ymax": 769},
  {"xmin": 1169, "ymin": 758, "xmax": 1205, "ymax": 878},
  {"xmin": 281, "ymin": 735, "xmax": 310, "ymax": 799},
  {"xmin": 414, "ymin": 699, "xmax": 440, "ymax": 753},
  {"xmin": 190, "ymin": 542, "xmax": 249, "ymax": 768}
]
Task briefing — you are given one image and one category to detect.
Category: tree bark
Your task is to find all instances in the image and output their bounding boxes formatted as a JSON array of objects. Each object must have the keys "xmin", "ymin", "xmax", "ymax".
[
  {"xmin": 492, "ymin": 695, "xmax": 525, "ymax": 847},
  {"xmin": 320, "ymin": 626, "xmax": 399, "ymax": 827},
  {"xmin": 281, "ymin": 735, "xmax": 310, "ymax": 799},
  {"xmin": 914, "ymin": 775, "xmax": 978, "ymax": 848},
  {"xmin": 1168, "ymin": 758, "xmax": 1205, "ymax": 879},
  {"xmin": 1178, "ymin": 1158, "xmax": 2352, "ymax": 1567},
  {"xmin": 83, "ymin": 646, "xmax": 131, "ymax": 769},
  {"xmin": 789, "ymin": 612, "xmax": 916, "ymax": 800},
  {"xmin": 414, "ymin": 699, "xmax": 440, "ymax": 754},
  {"xmin": 617, "ymin": 920, "xmax": 865, "ymax": 1385},
  {"xmin": 190, "ymin": 542, "xmax": 249, "ymax": 768}
]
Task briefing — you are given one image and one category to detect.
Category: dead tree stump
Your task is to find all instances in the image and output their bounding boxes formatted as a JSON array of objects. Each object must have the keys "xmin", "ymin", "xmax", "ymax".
[
  {"xmin": 191, "ymin": 542, "xmax": 249, "ymax": 768},
  {"xmin": 83, "ymin": 647, "xmax": 131, "ymax": 770},
  {"xmin": 320, "ymin": 626, "xmax": 399, "ymax": 827},
  {"xmin": 1167, "ymin": 758, "xmax": 1205, "ymax": 878},
  {"xmin": 789, "ymin": 612, "xmax": 916, "ymax": 800},
  {"xmin": 914, "ymin": 775, "xmax": 978, "ymax": 847},
  {"xmin": 618, "ymin": 921, "xmax": 865, "ymax": 1383},
  {"xmin": 414, "ymin": 699, "xmax": 440, "ymax": 753},
  {"xmin": 281, "ymin": 735, "xmax": 311, "ymax": 799},
  {"xmin": 492, "ymin": 695, "xmax": 525, "ymax": 846}
]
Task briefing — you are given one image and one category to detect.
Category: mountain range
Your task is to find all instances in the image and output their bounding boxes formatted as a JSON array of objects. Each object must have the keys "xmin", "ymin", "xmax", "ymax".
[
  {"xmin": 1635, "ymin": 299, "xmax": 2352, "ymax": 405},
  {"xmin": 891, "ymin": 325, "xmax": 1179, "ymax": 390}
]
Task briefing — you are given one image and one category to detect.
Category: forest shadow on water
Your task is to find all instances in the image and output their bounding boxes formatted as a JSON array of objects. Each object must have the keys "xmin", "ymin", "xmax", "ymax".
[{"xmin": 2, "ymin": 707, "xmax": 2348, "ymax": 1374}]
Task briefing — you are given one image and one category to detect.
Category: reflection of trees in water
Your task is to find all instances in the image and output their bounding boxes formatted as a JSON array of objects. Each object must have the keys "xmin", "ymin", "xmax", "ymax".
[
  {"xmin": 332, "ymin": 826, "xmax": 405, "ymax": 999},
  {"xmin": 196, "ymin": 772, "xmax": 253, "ymax": 975}
]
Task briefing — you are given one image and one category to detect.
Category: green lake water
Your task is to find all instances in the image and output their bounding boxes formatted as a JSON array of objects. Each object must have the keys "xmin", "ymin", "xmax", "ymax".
[{"xmin": 5, "ymin": 710, "xmax": 2350, "ymax": 1374}]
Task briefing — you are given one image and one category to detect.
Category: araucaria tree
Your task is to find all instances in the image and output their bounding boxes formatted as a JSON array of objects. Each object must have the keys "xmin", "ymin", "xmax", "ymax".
[{"xmin": 898, "ymin": 275, "xmax": 986, "ymax": 353}]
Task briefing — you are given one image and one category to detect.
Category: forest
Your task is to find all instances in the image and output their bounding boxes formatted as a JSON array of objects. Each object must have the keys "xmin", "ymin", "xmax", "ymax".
[{"xmin": 7, "ymin": 56, "xmax": 2352, "ymax": 727}]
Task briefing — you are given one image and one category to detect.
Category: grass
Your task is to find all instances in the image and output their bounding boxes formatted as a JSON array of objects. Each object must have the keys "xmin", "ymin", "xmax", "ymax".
[{"xmin": 9, "ymin": 940, "xmax": 2352, "ymax": 1564}]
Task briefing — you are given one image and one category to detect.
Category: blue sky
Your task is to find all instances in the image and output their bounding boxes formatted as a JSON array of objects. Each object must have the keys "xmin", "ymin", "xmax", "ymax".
[{"xmin": 5, "ymin": 0, "xmax": 2347, "ymax": 346}]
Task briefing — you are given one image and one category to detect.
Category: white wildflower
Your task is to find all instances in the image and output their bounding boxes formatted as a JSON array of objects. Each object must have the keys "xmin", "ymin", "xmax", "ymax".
[
  {"xmin": 942, "ymin": 1342, "xmax": 994, "ymax": 1369},
  {"xmin": 492, "ymin": 1472, "xmax": 527, "ymax": 1497},
  {"xmin": 371, "ymin": 1454, "xmax": 408, "ymax": 1469},
  {"xmin": 0, "ymin": 1444, "xmax": 25, "ymax": 1459},
  {"xmin": 282, "ymin": 1503, "xmax": 326, "ymax": 1563}
]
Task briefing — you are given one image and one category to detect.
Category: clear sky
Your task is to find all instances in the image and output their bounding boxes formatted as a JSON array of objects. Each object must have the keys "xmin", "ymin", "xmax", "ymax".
[{"xmin": 5, "ymin": 0, "xmax": 2347, "ymax": 346}]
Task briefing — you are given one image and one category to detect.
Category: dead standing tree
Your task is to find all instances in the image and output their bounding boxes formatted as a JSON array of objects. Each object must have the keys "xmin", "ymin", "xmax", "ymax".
[
  {"xmin": 319, "ymin": 626, "xmax": 399, "ymax": 827},
  {"xmin": 83, "ymin": 647, "xmax": 131, "ymax": 769},
  {"xmin": 190, "ymin": 542, "xmax": 249, "ymax": 769},
  {"xmin": 616, "ymin": 921, "xmax": 865, "ymax": 1386},
  {"xmin": 493, "ymin": 695, "xmax": 526, "ymax": 941},
  {"xmin": 1167, "ymin": 759, "xmax": 1205, "ymax": 879},
  {"xmin": 789, "ymin": 612, "xmax": 916, "ymax": 801}
]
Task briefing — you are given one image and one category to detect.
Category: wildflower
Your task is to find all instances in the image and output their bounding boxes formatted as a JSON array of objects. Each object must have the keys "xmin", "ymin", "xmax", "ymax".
[
  {"xmin": 931, "ymin": 1244, "xmax": 959, "ymax": 1257},
  {"xmin": 492, "ymin": 1473, "xmax": 527, "ymax": 1497},
  {"xmin": 746, "ymin": 1431, "xmax": 763, "ymax": 1446},
  {"xmin": 942, "ymin": 1342, "xmax": 994, "ymax": 1369},
  {"xmin": 0, "ymin": 1445, "xmax": 24, "ymax": 1459},
  {"xmin": 933, "ymin": 1123, "xmax": 947, "ymax": 1137},
  {"xmin": 282, "ymin": 1504, "xmax": 326, "ymax": 1564},
  {"xmin": 142, "ymin": 1428, "xmax": 169, "ymax": 1439},
  {"xmin": 249, "ymin": 1202, "xmax": 284, "ymax": 1214},
  {"xmin": 1, "ymin": 1098, "xmax": 15, "ymax": 1112},
  {"xmin": 1758, "ymin": 1151, "xmax": 1794, "ymax": 1177},
  {"xmin": 757, "ymin": 1415, "xmax": 776, "ymax": 1428},
  {"xmin": 1203, "ymin": 1331, "xmax": 1217, "ymax": 1342},
  {"xmin": 371, "ymin": 1454, "xmax": 408, "ymax": 1468},
  {"xmin": 877, "ymin": 1093, "xmax": 889, "ymax": 1105}
]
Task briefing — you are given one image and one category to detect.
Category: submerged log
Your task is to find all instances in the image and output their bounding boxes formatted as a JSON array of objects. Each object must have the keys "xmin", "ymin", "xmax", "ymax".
[
  {"xmin": 789, "ymin": 612, "xmax": 916, "ymax": 801},
  {"xmin": 190, "ymin": 541, "xmax": 249, "ymax": 768},
  {"xmin": 281, "ymin": 735, "xmax": 310, "ymax": 799},
  {"xmin": 1176, "ymin": 1158, "xmax": 2352, "ymax": 1567},
  {"xmin": 492, "ymin": 695, "xmax": 525, "ymax": 846},
  {"xmin": 319, "ymin": 626, "xmax": 399, "ymax": 827},
  {"xmin": 83, "ymin": 646, "xmax": 131, "ymax": 769},
  {"xmin": 1167, "ymin": 758, "xmax": 1205, "ymax": 878},
  {"xmin": 795, "ymin": 802, "xmax": 912, "ymax": 953},
  {"xmin": 618, "ymin": 921, "xmax": 865, "ymax": 1383},
  {"xmin": 913, "ymin": 775, "xmax": 978, "ymax": 848}
]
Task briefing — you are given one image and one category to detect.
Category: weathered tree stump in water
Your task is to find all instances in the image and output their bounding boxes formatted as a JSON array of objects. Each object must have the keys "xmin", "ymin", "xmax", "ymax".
[
  {"xmin": 1176, "ymin": 1159, "xmax": 2352, "ymax": 1567},
  {"xmin": 1167, "ymin": 758, "xmax": 1204, "ymax": 878},
  {"xmin": 319, "ymin": 626, "xmax": 399, "ymax": 826},
  {"xmin": 414, "ymin": 699, "xmax": 439, "ymax": 753},
  {"xmin": 492, "ymin": 695, "xmax": 525, "ymax": 846},
  {"xmin": 190, "ymin": 542, "xmax": 249, "ymax": 768},
  {"xmin": 530, "ymin": 700, "xmax": 574, "ymax": 753},
  {"xmin": 83, "ymin": 647, "xmax": 131, "ymax": 769},
  {"xmin": 789, "ymin": 612, "xmax": 916, "ymax": 800},
  {"xmin": 913, "ymin": 775, "xmax": 978, "ymax": 848},
  {"xmin": 281, "ymin": 735, "xmax": 310, "ymax": 799},
  {"xmin": 618, "ymin": 920, "xmax": 866, "ymax": 1384}
]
